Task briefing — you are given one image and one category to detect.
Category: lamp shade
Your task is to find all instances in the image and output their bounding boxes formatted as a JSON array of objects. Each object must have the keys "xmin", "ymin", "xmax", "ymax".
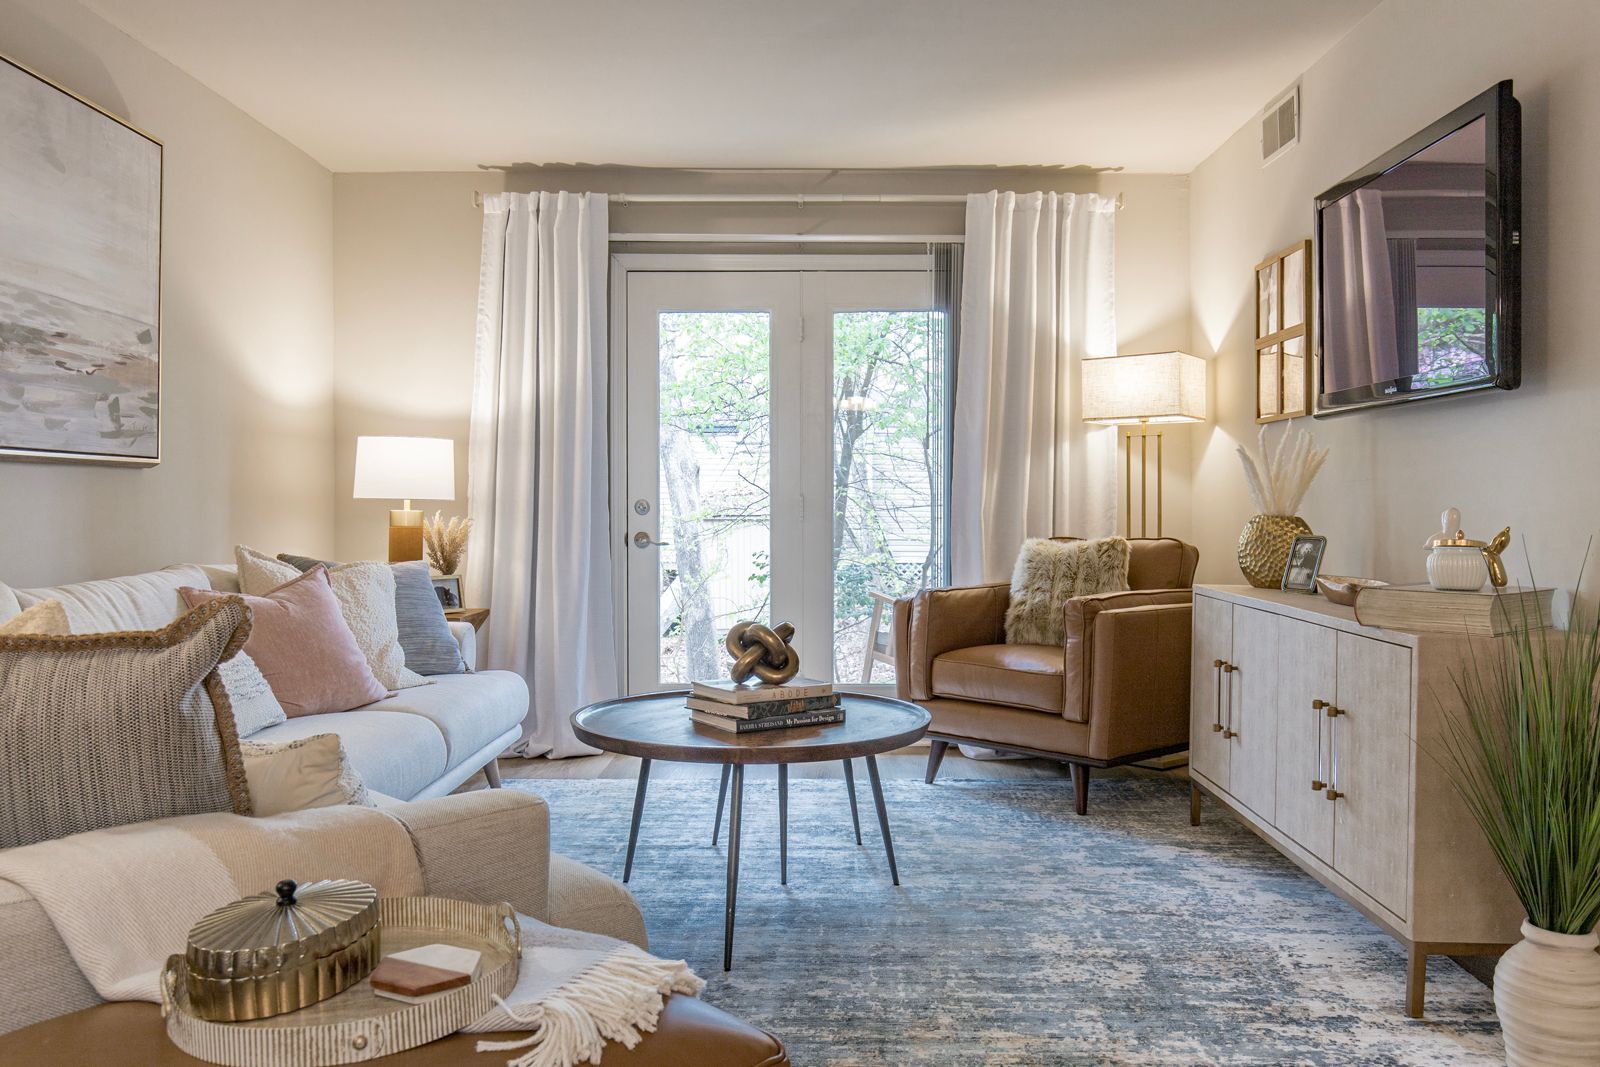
[
  {"xmin": 1081, "ymin": 351, "xmax": 1208, "ymax": 425},
  {"xmin": 352, "ymin": 436, "xmax": 455, "ymax": 501}
]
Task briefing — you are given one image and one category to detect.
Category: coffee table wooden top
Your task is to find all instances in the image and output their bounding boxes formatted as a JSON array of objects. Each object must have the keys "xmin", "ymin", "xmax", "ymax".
[{"xmin": 571, "ymin": 692, "xmax": 930, "ymax": 765}]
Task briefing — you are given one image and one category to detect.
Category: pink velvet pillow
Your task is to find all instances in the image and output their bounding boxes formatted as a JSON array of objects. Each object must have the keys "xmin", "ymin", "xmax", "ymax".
[{"xmin": 181, "ymin": 567, "xmax": 386, "ymax": 717}]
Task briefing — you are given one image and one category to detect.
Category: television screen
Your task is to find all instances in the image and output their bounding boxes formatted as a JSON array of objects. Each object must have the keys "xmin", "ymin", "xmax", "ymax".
[{"xmin": 1315, "ymin": 82, "xmax": 1519, "ymax": 413}]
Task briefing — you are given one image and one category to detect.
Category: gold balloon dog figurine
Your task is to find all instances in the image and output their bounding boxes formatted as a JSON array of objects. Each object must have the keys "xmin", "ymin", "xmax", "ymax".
[{"xmin": 1483, "ymin": 526, "xmax": 1511, "ymax": 589}]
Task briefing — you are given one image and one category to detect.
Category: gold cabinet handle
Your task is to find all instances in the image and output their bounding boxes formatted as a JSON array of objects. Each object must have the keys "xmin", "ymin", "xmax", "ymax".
[
  {"xmin": 1220, "ymin": 662, "xmax": 1237, "ymax": 738},
  {"xmin": 1311, "ymin": 699, "xmax": 1328, "ymax": 790},
  {"xmin": 1212, "ymin": 660, "xmax": 1225, "ymax": 732}
]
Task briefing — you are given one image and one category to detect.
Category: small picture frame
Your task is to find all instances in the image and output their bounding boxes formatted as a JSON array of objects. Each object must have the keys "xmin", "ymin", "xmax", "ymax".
[
  {"xmin": 431, "ymin": 575, "xmax": 462, "ymax": 610},
  {"xmin": 1282, "ymin": 535, "xmax": 1328, "ymax": 594}
]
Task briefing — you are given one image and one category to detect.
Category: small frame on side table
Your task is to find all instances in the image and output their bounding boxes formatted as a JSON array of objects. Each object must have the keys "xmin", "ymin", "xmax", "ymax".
[{"xmin": 444, "ymin": 607, "xmax": 489, "ymax": 631}]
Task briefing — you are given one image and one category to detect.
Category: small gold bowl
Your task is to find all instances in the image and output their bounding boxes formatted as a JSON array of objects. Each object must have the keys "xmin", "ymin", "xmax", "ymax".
[{"xmin": 1316, "ymin": 575, "xmax": 1388, "ymax": 607}]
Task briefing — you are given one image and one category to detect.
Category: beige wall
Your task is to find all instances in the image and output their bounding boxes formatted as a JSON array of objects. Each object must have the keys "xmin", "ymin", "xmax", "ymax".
[
  {"xmin": 0, "ymin": 0, "xmax": 334, "ymax": 586},
  {"xmin": 332, "ymin": 168, "xmax": 1193, "ymax": 560},
  {"xmin": 1188, "ymin": 0, "xmax": 1600, "ymax": 596}
]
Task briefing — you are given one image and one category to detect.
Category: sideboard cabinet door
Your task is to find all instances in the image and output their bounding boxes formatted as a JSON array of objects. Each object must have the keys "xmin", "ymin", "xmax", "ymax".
[
  {"xmin": 1274, "ymin": 616, "xmax": 1337, "ymax": 864},
  {"xmin": 1190, "ymin": 594, "xmax": 1233, "ymax": 790},
  {"xmin": 1227, "ymin": 605, "xmax": 1280, "ymax": 822},
  {"xmin": 1332, "ymin": 632, "xmax": 1414, "ymax": 919}
]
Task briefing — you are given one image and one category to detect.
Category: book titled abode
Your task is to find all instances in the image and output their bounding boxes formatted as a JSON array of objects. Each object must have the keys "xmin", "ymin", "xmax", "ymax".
[{"xmin": 688, "ymin": 676, "xmax": 843, "ymax": 733}]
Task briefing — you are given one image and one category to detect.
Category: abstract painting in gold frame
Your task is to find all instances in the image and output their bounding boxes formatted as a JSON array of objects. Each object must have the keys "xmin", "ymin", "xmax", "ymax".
[{"xmin": 0, "ymin": 53, "xmax": 163, "ymax": 466}]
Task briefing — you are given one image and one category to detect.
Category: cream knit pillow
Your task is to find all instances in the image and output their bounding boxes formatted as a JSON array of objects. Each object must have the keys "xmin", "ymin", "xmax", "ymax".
[
  {"xmin": 236, "ymin": 546, "xmax": 426, "ymax": 691},
  {"xmin": 240, "ymin": 733, "xmax": 373, "ymax": 816},
  {"xmin": 0, "ymin": 599, "xmax": 69, "ymax": 636},
  {"xmin": 1004, "ymin": 537, "xmax": 1131, "ymax": 645}
]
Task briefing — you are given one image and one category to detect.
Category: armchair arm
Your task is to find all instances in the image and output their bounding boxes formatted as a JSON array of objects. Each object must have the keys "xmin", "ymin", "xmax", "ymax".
[
  {"xmin": 386, "ymin": 790, "xmax": 549, "ymax": 919},
  {"xmin": 1062, "ymin": 592, "xmax": 1193, "ymax": 758},
  {"xmin": 895, "ymin": 583, "xmax": 1010, "ymax": 701}
]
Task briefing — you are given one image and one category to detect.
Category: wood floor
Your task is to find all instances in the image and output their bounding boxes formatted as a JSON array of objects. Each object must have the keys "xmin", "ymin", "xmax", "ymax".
[{"xmin": 462, "ymin": 748, "xmax": 1186, "ymax": 788}]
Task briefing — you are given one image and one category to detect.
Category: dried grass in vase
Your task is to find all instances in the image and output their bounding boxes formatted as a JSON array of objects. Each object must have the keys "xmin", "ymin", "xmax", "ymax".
[{"xmin": 424, "ymin": 512, "xmax": 472, "ymax": 576}]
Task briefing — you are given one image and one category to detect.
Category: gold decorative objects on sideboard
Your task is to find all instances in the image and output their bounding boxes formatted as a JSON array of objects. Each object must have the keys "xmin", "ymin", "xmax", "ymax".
[
  {"xmin": 1234, "ymin": 424, "xmax": 1328, "ymax": 588},
  {"xmin": 1189, "ymin": 585, "xmax": 1523, "ymax": 1019},
  {"xmin": 1254, "ymin": 240, "xmax": 1312, "ymax": 422}
]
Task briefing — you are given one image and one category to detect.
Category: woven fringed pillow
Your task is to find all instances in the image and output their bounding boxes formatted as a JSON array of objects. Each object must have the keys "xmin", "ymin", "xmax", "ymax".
[
  {"xmin": 1004, "ymin": 537, "xmax": 1132, "ymax": 645},
  {"xmin": 0, "ymin": 596, "xmax": 254, "ymax": 848}
]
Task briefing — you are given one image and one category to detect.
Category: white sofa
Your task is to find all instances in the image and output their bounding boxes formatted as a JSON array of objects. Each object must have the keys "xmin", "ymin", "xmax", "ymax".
[{"xmin": 0, "ymin": 563, "xmax": 525, "ymax": 801}]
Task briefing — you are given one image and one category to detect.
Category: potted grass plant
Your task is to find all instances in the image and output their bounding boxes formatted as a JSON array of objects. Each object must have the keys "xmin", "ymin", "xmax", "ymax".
[{"xmin": 1444, "ymin": 592, "xmax": 1600, "ymax": 1065}]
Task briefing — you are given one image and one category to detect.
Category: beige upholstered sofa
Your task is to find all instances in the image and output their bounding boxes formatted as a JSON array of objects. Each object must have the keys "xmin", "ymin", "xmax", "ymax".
[
  {"xmin": 0, "ymin": 563, "xmax": 524, "ymax": 801},
  {"xmin": 0, "ymin": 790, "xmax": 642, "ymax": 1035}
]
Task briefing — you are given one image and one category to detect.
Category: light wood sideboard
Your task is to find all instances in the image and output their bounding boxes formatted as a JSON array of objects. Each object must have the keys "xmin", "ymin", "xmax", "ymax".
[{"xmin": 1189, "ymin": 584, "xmax": 1523, "ymax": 1018}]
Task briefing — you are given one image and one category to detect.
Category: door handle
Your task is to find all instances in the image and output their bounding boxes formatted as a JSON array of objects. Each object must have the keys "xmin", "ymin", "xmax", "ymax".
[
  {"xmin": 632, "ymin": 531, "xmax": 670, "ymax": 549},
  {"xmin": 1221, "ymin": 662, "xmax": 1237, "ymax": 739},
  {"xmin": 1325, "ymin": 705, "xmax": 1345, "ymax": 800},
  {"xmin": 1311, "ymin": 699, "xmax": 1328, "ymax": 791}
]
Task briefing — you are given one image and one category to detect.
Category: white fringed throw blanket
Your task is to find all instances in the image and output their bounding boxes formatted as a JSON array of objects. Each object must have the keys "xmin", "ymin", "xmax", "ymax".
[
  {"xmin": 469, "ymin": 917, "xmax": 703, "ymax": 1067},
  {"xmin": 0, "ymin": 809, "xmax": 701, "ymax": 1067}
]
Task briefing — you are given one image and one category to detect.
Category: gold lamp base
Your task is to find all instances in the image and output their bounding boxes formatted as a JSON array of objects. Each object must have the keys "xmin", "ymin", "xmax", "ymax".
[
  {"xmin": 1123, "ymin": 420, "xmax": 1164, "ymax": 538},
  {"xmin": 387, "ymin": 503, "xmax": 424, "ymax": 564}
]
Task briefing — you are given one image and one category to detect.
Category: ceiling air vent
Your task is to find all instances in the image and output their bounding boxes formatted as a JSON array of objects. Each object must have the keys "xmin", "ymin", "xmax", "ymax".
[{"xmin": 1261, "ymin": 84, "xmax": 1300, "ymax": 166}]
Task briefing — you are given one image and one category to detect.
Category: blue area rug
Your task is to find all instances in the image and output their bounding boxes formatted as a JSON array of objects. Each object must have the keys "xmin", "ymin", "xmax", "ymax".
[{"xmin": 508, "ymin": 775, "xmax": 1502, "ymax": 1065}]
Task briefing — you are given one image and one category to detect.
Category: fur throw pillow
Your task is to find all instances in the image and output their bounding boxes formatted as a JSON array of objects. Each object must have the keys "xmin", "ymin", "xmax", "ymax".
[{"xmin": 1004, "ymin": 537, "xmax": 1131, "ymax": 645}]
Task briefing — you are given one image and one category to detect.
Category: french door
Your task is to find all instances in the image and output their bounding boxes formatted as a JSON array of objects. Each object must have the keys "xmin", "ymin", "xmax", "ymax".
[{"xmin": 622, "ymin": 266, "xmax": 947, "ymax": 693}]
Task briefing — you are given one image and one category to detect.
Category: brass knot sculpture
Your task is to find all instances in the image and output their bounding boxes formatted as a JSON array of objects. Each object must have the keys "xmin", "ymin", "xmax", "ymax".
[{"xmin": 725, "ymin": 621, "xmax": 800, "ymax": 686}]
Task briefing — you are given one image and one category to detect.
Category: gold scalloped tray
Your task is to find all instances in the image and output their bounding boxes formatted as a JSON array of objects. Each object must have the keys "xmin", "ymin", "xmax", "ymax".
[{"xmin": 162, "ymin": 897, "xmax": 521, "ymax": 1067}]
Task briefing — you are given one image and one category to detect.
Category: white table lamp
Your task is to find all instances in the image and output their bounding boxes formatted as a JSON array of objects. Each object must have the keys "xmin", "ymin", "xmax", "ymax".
[
  {"xmin": 353, "ymin": 436, "xmax": 455, "ymax": 562},
  {"xmin": 1081, "ymin": 352, "xmax": 1207, "ymax": 537}
]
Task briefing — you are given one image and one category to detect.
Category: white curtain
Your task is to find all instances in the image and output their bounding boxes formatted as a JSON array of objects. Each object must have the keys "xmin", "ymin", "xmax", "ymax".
[
  {"xmin": 467, "ymin": 192, "xmax": 615, "ymax": 758},
  {"xmin": 1323, "ymin": 188, "xmax": 1401, "ymax": 391},
  {"xmin": 950, "ymin": 191, "xmax": 1119, "ymax": 585}
]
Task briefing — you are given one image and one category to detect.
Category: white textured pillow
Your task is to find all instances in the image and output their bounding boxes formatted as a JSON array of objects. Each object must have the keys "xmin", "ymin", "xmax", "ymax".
[
  {"xmin": 216, "ymin": 652, "xmax": 288, "ymax": 737},
  {"xmin": 0, "ymin": 599, "xmax": 69, "ymax": 636},
  {"xmin": 239, "ymin": 733, "xmax": 373, "ymax": 816},
  {"xmin": 236, "ymin": 546, "xmax": 426, "ymax": 691},
  {"xmin": 1004, "ymin": 537, "xmax": 1131, "ymax": 645}
]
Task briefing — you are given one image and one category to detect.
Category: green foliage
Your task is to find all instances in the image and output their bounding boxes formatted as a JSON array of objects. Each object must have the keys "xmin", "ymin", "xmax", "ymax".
[
  {"xmin": 1444, "ymin": 588, "xmax": 1600, "ymax": 934},
  {"xmin": 1415, "ymin": 307, "xmax": 1489, "ymax": 387}
]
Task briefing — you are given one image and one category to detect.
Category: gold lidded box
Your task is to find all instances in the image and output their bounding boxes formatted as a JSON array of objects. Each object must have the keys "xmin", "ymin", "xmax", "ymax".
[{"xmin": 184, "ymin": 879, "xmax": 380, "ymax": 1022}]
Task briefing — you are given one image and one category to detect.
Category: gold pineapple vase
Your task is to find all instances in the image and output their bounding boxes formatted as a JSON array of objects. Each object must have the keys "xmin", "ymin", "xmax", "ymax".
[{"xmin": 1238, "ymin": 514, "xmax": 1312, "ymax": 588}]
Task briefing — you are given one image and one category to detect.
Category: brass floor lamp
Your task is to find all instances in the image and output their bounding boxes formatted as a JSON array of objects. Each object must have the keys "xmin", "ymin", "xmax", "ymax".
[{"xmin": 1081, "ymin": 352, "xmax": 1208, "ymax": 538}]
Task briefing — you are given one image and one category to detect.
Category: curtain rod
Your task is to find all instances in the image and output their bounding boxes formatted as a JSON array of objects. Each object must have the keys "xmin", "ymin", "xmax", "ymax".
[
  {"xmin": 470, "ymin": 191, "xmax": 1124, "ymax": 209},
  {"xmin": 608, "ymin": 232, "xmax": 964, "ymax": 244}
]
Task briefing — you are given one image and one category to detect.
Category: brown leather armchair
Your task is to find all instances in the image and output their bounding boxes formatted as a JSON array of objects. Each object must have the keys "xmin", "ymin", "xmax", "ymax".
[{"xmin": 894, "ymin": 537, "xmax": 1198, "ymax": 815}]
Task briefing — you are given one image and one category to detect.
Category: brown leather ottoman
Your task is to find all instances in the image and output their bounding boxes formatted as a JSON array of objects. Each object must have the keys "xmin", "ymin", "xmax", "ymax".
[{"xmin": 0, "ymin": 995, "xmax": 787, "ymax": 1066}]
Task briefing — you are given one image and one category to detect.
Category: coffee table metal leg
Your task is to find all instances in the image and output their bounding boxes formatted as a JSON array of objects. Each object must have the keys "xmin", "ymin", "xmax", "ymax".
[
  {"xmin": 724, "ymin": 763, "xmax": 744, "ymax": 971},
  {"xmin": 842, "ymin": 758, "xmax": 862, "ymax": 844},
  {"xmin": 778, "ymin": 763, "xmax": 788, "ymax": 885},
  {"xmin": 712, "ymin": 763, "xmax": 730, "ymax": 845},
  {"xmin": 864, "ymin": 754, "xmax": 900, "ymax": 886},
  {"xmin": 623, "ymin": 757, "xmax": 651, "ymax": 884}
]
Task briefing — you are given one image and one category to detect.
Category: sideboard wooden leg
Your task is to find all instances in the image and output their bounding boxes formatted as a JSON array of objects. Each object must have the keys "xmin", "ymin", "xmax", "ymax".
[
  {"xmin": 1406, "ymin": 944, "xmax": 1427, "ymax": 1019},
  {"xmin": 1189, "ymin": 781, "xmax": 1202, "ymax": 826}
]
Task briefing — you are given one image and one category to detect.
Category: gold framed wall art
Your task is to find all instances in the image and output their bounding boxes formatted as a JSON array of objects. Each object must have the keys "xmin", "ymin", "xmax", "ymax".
[
  {"xmin": 1254, "ymin": 239, "xmax": 1311, "ymax": 423},
  {"xmin": 0, "ymin": 53, "xmax": 163, "ymax": 466}
]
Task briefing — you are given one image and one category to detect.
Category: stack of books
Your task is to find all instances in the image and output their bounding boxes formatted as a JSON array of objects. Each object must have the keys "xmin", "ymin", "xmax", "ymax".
[
  {"xmin": 1354, "ymin": 584, "xmax": 1556, "ymax": 636},
  {"xmin": 687, "ymin": 677, "xmax": 844, "ymax": 734}
]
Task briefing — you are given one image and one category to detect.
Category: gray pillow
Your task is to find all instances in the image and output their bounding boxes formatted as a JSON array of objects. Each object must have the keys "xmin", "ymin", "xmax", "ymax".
[
  {"xmin": 278, "ymin": 554, "xmax": 465, "ymax": 675},
  {"xmin": 0, "ymin": 596, "xmax": 254, "ymax": 847}
]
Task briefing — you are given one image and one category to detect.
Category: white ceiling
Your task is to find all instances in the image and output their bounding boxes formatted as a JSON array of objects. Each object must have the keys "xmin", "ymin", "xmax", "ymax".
[{"xmin": 85, "ymin": 0, "xmax": 1382, "ymax": 173}]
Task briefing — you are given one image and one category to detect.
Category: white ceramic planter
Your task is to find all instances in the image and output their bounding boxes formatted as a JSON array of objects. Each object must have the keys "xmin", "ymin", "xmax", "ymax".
[{"xmin": 1494, "ymin": 921, "xmax": 1600, "ymax": 1065}]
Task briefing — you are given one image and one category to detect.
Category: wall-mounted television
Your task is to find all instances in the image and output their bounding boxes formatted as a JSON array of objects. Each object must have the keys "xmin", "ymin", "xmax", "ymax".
[{"xmin": 1314, "ymin": 81, "xmax": 1520, "ymax": 415}]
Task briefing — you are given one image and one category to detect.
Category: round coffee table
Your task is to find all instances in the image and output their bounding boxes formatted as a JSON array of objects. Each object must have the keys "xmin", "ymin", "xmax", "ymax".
[{"xmin": 570, "ymin": 692, "xmax": 930, "ymax": 969}]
